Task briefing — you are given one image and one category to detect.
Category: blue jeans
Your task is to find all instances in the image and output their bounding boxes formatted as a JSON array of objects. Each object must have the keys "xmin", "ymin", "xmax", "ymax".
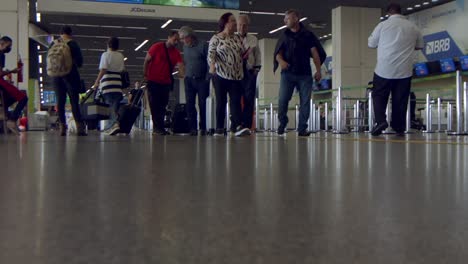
[
  {"xmin": 278, "ymin": 72, "xmax": 313, "ymax": 132},
  {"xmin": 103, "ymin": 92, "xmax": 123, "ymax": 129}
]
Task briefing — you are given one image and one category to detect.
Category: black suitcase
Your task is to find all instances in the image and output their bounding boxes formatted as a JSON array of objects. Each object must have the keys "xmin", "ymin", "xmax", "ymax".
[
  {"xmin": 118, "ymin": 84, "xmax": 145, "ymax": 134},
  {"xmin": 172, "ymin": 103, "xmax": 190, "ymax": 134}
]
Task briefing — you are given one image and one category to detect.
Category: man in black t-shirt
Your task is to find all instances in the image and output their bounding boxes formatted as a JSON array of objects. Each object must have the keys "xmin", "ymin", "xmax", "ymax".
[
  {"xmin": 0, "ymin": 36, "xmax": 28, "ymax": 135},
  {"xmin": 274, "ymin": 9, "xmax": 323, "ymax": 137}
]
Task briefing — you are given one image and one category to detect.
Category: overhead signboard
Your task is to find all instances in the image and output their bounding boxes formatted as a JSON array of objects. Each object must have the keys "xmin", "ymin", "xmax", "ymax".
[
  {"xmin": 38, "ymin": 0, "xmax": 239, "ymax": 21},
  {"xmin": 78, "ymin": 0, "xmax": 239, "ymax": 9}
]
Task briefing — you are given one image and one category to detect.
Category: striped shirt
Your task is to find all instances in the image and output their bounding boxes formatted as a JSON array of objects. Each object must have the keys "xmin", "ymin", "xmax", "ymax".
[{"xmin": 208, "ymin": 33, "xmax": 244, "ymax": 80}]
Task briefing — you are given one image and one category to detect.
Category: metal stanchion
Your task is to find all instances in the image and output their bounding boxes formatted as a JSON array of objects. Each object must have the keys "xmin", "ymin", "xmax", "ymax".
[
  {"xmin": 352, "ymin": 100, "xmax": 360, "ymax": 132},
  {"xmin": 405, "ymin": 97, "xmax": 413, "ymax": 134},
  {"xmin": 274, "ymin": 111, "xmax": 278, "ymax": 131},
  {"xmin": 382, "ymin": 102, "xmax": 394, "ymax": 134},
  {"xmin": 447, "ymin": 102, "xmax": 453, "ymax": 133},
  {"xmin": 366, "ymin": 92, "xmax": 373, "ymax": 133},
  {"xmin": 464, "ymin": 82, "xmax": 468, "ymax": 133},
  {"xmin": 436, "ymin": 98, "xmax": 442, "ymax": 132},
  {"xmin": 316, "ymin": 106, "xmax": 321, "ymax": 131},
  {"xmin": 269, "ymin": 103, "xmax": 274, "ymax": 132},
  {"xmin": 225, "ymin": 103, "xmax": 230, "ymax": 132},
  {"xmin": 449, "ymin": 71, "xmax": 467, "ymax": 135},
  {"xmin": 423, "ymin": 94, "xmax": 434, "ymax": 133},
  {"xmin": 324, "ymin": 102, "xmax": 329, "ymax": 131},
  {"xmin": 331, "ymin": 108, "xmax": 336, "ymax": 131},
  {"xmin": 308, "ymin": 99, "xmax": 314, "ymax": 131},
  {"xmin": 311, "ymin": 103, "xmax": 317, "ymax": 132},
  {"xmin": 255, "ymin": 98, "xmax": 259, "ymax": 132},
  {"xmin": 333, "ymin": 86, "xmax": 348, "ymax": 134},
  {"xmin": 263, "ymin": 108, "xmax": 268, "ymax": 131}
]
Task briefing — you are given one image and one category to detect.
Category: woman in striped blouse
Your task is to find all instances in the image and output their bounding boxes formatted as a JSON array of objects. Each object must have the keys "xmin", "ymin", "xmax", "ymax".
[
  {"xmin": 208, "ymin": 12, "xmax": 249, "ymax": 137},
  {"xmin": 93, "ymin": 37, "xmax": 125, "ymax": 135}
]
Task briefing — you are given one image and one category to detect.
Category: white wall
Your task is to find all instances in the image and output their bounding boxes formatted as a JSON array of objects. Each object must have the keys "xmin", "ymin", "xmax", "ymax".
[{"xmin": 332, "ymin": 6, "xmax": 380, "ymax": 92}]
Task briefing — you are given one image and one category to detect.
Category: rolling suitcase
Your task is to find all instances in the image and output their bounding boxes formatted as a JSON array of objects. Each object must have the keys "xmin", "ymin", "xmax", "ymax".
[{"xmin": 118, "ymin": 83, "xmax": 145, "ymax": 134}]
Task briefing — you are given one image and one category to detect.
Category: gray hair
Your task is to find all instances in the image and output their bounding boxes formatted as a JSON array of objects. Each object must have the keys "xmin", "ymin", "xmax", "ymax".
[
  {"xmin": 178, "ymin": 26, "xmax": 194, "ymax": 38},
  {"xmin": 238, "ymin": 14, "xmax": 251, "ymax": 24}
]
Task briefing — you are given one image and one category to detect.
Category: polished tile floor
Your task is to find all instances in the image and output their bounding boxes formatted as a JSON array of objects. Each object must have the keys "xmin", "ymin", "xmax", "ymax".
[{"xmin": 1, "ymin": 131, "xmax": 468, "ymax": 264}]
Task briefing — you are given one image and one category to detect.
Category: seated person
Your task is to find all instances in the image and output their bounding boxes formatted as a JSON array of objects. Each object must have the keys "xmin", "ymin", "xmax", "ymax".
[{"xmin": 0, "ymin": 36, "xmax": 28, "ymax": 134}]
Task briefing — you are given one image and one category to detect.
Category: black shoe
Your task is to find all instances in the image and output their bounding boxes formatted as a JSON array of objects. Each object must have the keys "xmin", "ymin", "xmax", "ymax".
[
  {"xmin": 200, "ymin": 130, "xmax": 207, "ymax": 136},
  {"xmin": 298, "ymin": 130, "xmax": 312, "ymax": 137},
  {"xmin": 277, "ymin": 124, "xmax": 286, "ymax": 135},
  {"xmin": 394, "ymin": 130, "xmax": 405, "ymax": 137},
  {"xmin": 190, "ymin": 130, "xmax": 198, "ymax": 136},
  {"xmin": 371, "ymin": 122, "xmax": 389, "ymax": 136},
  {"xmin": 153, "ymin": 129, "xmax": 169, "ymax": 136}
]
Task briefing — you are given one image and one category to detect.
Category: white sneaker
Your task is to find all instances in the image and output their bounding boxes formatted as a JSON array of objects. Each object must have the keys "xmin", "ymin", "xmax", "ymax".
[
  {"xmin": 6, "ymin": 120, "xmax": 19, "ymax": 135},
  {"xmin": 235, "ymin": 127, "xmax": 251, "ymax": 137},
  {"xmin": 108, "ymin": 123, "xmax": 121, "ymax": 136}
]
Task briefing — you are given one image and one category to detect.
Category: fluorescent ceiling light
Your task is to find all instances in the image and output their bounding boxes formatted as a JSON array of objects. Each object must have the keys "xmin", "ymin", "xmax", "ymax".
[
  {"xmin": 423, "ymin": 2, "xmax": 430, "ymax": 5},
  {"xmin": 36, "ymin": 13, "xmax": 41, "ymax": 22},
  {"xmin": 126, "ymin": 26, "xmax": 148, "ymax": 30},
  {"xmin": 251, "ymin": 11, "xmax": 276, "ymax": 15},
  {"xmin": 39, "ymin": 68, "xmax": 43, "ymax": 74},
  {"xmin": 135, "ymin": 40, "xmax": 149, "ymax": 51},
  {"xmin": 270, "ymin": 17, "xmax": 307, "ymax": 34},
  {"xmin": 101, "ymin": 25, "xmax": 123, "ymax": 29},
  {"xmin": 269, "ymin": 25, "xmax": 287, "ymax": 34},
  {"xmin": 407, "ymin": 7, "xmax": 414, "ymax": 10},
  {"xmin": 415, "ymin": 4, "xmax": 421, "ymax": 8},
  {"xmin": 248, "ymin": 32, "xmax": 259, "ymax": 35},
  {"xmin": 38, "ymin": 55, "xmax": 42, "ymax": 63},
  {"xmin": 161, "ymin": 19, "xmax": 173, "ymax": 29},
  {"xmin": 124, "ymin": 57, "xmax": 128, "ymax": 61}
]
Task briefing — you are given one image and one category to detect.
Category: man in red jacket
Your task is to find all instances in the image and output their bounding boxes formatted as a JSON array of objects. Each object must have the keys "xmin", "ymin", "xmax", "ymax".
[{"xmin": 0, "ymin": 36, "xmax": 28, "ymax": 135}]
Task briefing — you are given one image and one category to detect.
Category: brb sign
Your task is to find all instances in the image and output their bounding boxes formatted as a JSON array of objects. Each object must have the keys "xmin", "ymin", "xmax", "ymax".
[{"xmin": 423, "ymin": 31, "xmax": 463, "ymax": 61}]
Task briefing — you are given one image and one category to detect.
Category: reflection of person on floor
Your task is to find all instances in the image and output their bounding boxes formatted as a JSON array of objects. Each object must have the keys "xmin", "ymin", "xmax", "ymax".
[{"xmin": 0, "ymin": 36, "xmax": 28, "ymax": 135}]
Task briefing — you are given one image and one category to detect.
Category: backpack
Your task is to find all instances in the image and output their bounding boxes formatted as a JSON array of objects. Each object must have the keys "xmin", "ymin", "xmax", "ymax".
[{"xmin": 47, "ymin": 39, "xmax": 73, "ymax": 77}]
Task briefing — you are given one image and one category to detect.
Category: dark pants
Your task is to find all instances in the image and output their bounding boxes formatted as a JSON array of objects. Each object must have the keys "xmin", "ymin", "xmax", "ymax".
[
  {"xmin": 53, "ymin": 69, "xmax": 82, "ymax": 124},
  {"xmin": 241, "ymin": 69, "xmax": 257, "ymax": 129},
  {"xmin": 184, "ymin": 77, "xmax": 209, "ymax": 131},
  {"xmin": 147, "ymin": 80, "xmax": 171, "ymax": 131},
  {"xmin": 372, "ymin": 73, "xmax": 412, "ymax": 132},
  {"xmin": 213, "ymin": 75, "xmax": 242, "ymax": 131},
  {"xmin": 278, "ymin": 72, "xmax": 313, "ymax": 132},
  {"xmin": 102, "ymin": 92, "xmax": 123, "ymax": 129}
]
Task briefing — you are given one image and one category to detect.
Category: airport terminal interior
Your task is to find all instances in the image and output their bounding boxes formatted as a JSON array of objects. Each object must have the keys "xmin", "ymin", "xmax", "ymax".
[{"xmin": 2, "ymin": 0, "xmax": 468, "ymax": 263}]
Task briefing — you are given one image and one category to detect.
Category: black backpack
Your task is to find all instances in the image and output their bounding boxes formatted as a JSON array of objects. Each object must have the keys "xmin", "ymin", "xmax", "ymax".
[{"xmin": 171, "ymin": 104, "xmax": 190, "ymax": 134}]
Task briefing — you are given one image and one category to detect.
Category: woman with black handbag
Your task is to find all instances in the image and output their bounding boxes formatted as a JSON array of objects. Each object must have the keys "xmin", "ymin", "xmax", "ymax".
[{"xmin": 93, "ymin": 37, "xmax": 126, "ymax": 135}]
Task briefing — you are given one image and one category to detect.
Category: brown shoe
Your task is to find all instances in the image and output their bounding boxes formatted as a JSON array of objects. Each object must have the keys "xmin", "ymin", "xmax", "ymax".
[{"xmin": 59, "ymin": 123, "xmax": 67, "ymax": 136}]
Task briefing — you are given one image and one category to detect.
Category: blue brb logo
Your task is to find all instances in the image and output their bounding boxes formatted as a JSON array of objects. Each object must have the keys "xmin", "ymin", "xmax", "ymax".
[{"xmin": 423, "ymin": 31, "xmax": 463, "ymax": 61}]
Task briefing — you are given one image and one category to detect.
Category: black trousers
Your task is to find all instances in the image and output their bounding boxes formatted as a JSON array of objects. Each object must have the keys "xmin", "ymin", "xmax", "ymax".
[
  {"xmin": 147, "ymin": 81, "xmax": 171, "ymax": 131},
  {"xmin": 53, "ymin": 68, "xmax": 82, "ymax": 124},
  {"xmin": 213, "ymin": 75, "xmax": 242, "ymax": 131},
  {"xmin": 241, "ymin": 69, "xmax": 257, "ymax": 129},
  {"xmin": 184, "ymin": 77, "xmax": 209, "ymax": 131},
  {"xmin": 372, "ymin": 73, "xmax": 412, "ymax": 132}
]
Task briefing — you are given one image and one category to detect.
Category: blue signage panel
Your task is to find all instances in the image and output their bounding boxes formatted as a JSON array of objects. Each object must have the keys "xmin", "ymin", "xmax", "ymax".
[
  {"xmin": 414, "ymin": 62, "xmax": 429, "ymax": 76},
  {"xmin": 460, "ymin": 55, "xmax": 468, "ymax": 71},
  {"xmin": 423, "ymin": 31, "xmax": 464, "ymax": 61},
  {"xmin": 440, "ymin": 58, "xmax": 456, "ymax": 73}
]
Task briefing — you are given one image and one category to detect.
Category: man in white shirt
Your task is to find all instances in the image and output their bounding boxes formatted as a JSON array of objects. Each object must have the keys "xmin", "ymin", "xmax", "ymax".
[
  {"xmin": 237, "ymin": 14, "xmax": 261, "ymax": 136},
  {"xmin": 368, "ymin": 3, "xmax": 424, "ymax": 136}
]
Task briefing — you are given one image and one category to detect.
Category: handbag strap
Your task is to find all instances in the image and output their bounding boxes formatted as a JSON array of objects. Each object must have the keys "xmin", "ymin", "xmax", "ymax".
[{"xmin": 163, "ymin": 43, "xmax": 175, "ymax": 84}]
